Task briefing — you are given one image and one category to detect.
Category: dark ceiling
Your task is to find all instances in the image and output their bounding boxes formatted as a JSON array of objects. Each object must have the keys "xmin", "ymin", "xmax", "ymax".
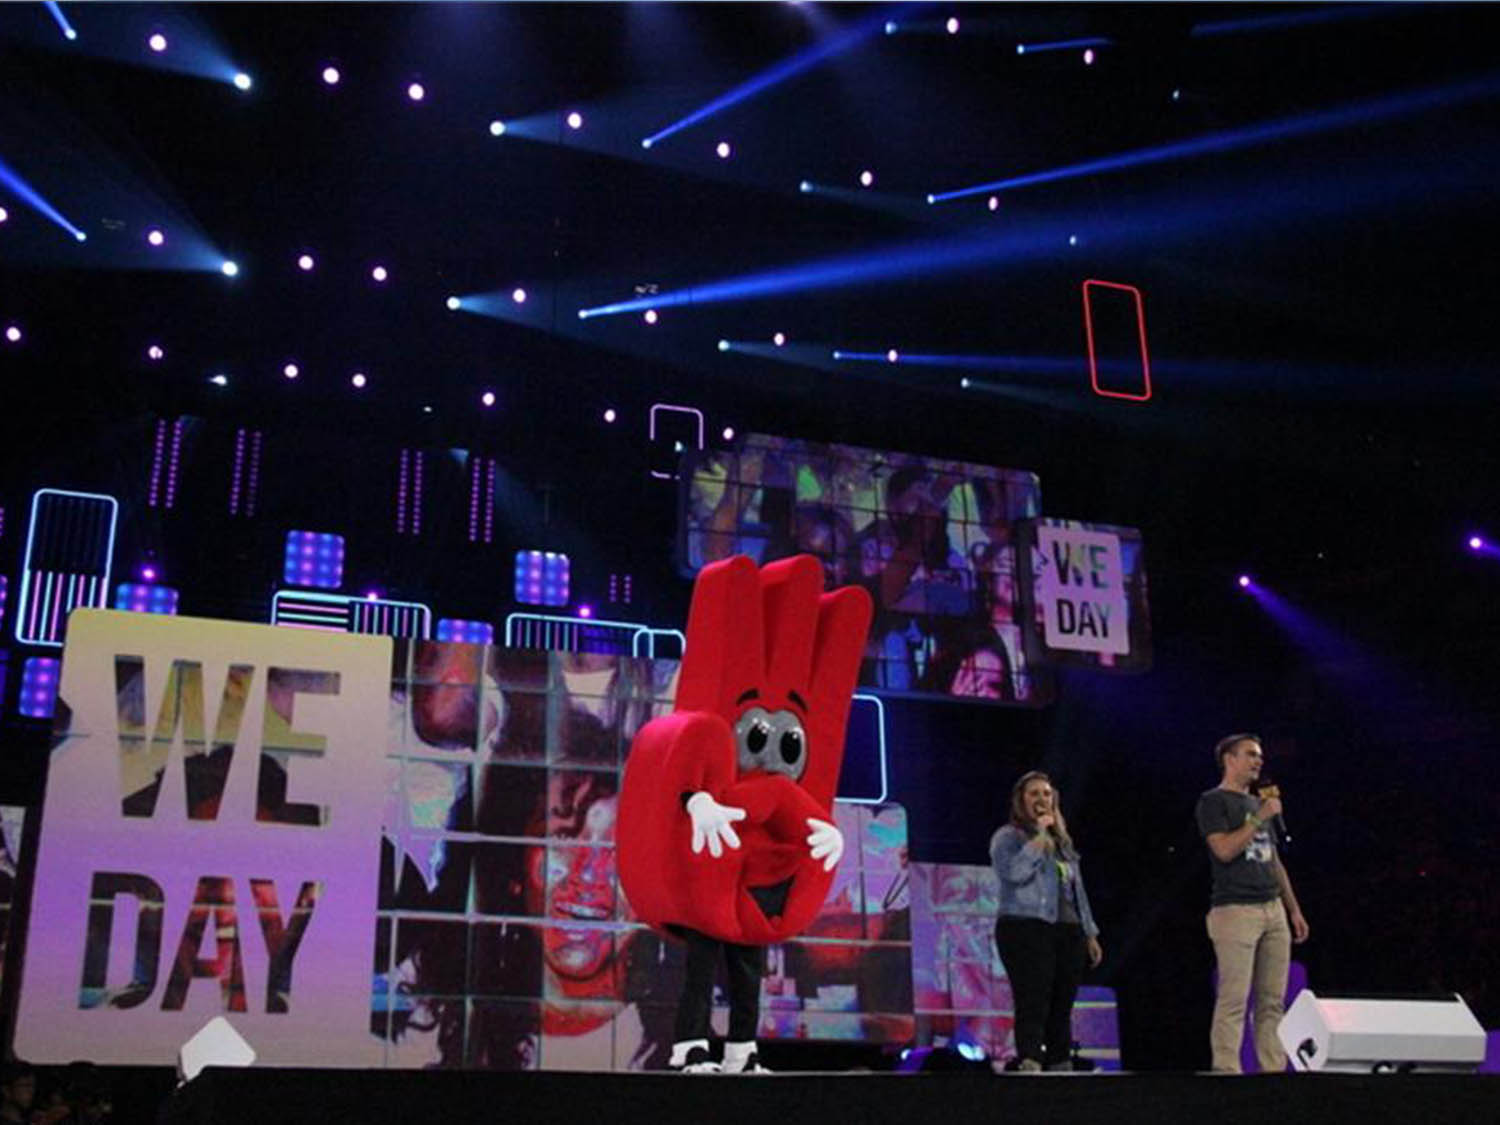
[{"xmin": 1, "ymin": 3, "xmax": 1498, "ymax": 586}]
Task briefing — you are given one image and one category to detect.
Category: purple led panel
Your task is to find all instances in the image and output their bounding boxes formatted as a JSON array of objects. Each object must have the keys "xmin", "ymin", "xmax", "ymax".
[
  {"xmin": 20, "ymin": 657, "xmax": 60, "ymax": 719},
  {"xmin": 283, "ymin": 531, "xmax": 346, "ymax": 589},
  {"xmin": 435, "ymin": 618, "xmax": 495, "ymax": 644},
  {"xmin": 0, "ymin": 575, "xmax": 7, "ymax": 629},
  {"xmin": 112, "ymin": 583, "xmax": 180, "ymax": 615},
  {"xmin": 514, "ymin": 550, "xmax": 570, "ymax": 606}
]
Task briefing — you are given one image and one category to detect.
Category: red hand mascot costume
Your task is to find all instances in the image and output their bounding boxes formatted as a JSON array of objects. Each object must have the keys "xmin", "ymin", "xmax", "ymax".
[{"xmin": 619, "ymin": 554, "xmax": 872, "ymax": 1073}]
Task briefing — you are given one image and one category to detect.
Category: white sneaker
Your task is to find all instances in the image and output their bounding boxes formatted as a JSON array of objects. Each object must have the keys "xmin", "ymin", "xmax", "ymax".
[
  {"xmin": 669, "ymin": 1039, "xmax": 721, "ymax": 1074},
  {"xmin": 722, "ymin": 1041, "xmax": 771, "ymax": 1074}
]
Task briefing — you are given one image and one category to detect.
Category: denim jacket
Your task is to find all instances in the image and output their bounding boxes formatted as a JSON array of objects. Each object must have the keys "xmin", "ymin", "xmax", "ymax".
[{"xmin": 989, "ymin": 824, "xmax": 1100, "ymax": 937}]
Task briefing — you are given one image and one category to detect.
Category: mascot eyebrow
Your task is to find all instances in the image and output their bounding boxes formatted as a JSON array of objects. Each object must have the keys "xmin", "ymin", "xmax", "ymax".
[{"xmin": 734, "ymin": 687, "xmax": 810, "ymax": 715}]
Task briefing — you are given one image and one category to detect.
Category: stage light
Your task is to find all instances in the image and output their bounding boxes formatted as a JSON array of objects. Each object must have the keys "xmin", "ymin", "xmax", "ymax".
[
  {"xmin": 1016, "ymin": 44, "xmax": 1026, "ymax": 55},
  {"xmin": 1172, "ymin": 88, "xmax": 1181, "ymax": 102},
  {"xmin": 717, "ymin": 339, "xmax": 731, "ymax": 351},
  {"xmin": 4, "ymin": 325, "xmax": 21, "ymax": 344},
  {"xmin": 19, "ymin": 658, "xmax": 60, "ymax": 719},
  {"xmin": 511, "ymin": 287, "xmax": 527, "ymax": 304},
  {"xmin": 1469, "ymin": 535, "xmax": 1484, "ymax": 551},
  {"xmin": 283, "ymin": 363, "xmax": 299, "ymax": 379},
  {"xmin": 74, "ymin": 230, "xmax": 86, "ymax": 242},
  {"xmin": 140, "ymin": 565, "xmax": 157, "ymax": 581},
  {"xmin": 146, "ymin": 228, "xmax": 165, "ymax": 247},
  {"xmin": 407, "ymin": 82, "xmax": 425, "ymax": 102},
  {"xmin": 566, "ymin": 111, "xmax": 583, "ymax": 130},
  {"xmin": 1084, "ymin": 48, "xmax": 1096, "ymax": 65},
  {"xmin": 860, "ymin": 170, "xmax": 874, "ymax": 188},
  {"xmin": 960, "ymin": 376, "xmax": 971, "ymax": 388},
  {"xmin": 445, "ymin": 296, "xmax": 460, "ymax": 310},
  {"xmin": 371, "ymin": 265, "xmax": 388, "ymax": 282},
  {"xmin": 297, "ymin": 253, "xmax": 315, "ymax": 271},
  {"xmin": 209, "ymin": 374, "xmax": 228, "ymax": 386},
  {"xmin": 578, "ymin": 605, "xmax": 594, "ymax": 619},
  {"xmin": 1069, "ymin": 234, "xmax": 1079, "ymax": 246},
  {"xmin": 489, "ymin": 120, "xmax": 506, "ymax": 136},
  {"xmin": 515, "ymin": 550, "xmax": 570, "ymax": 606},
  {"xmin": 799, "ymin": 180, "xmax": 812, "ymax": 193},
  {"xmin": 644, "ymin": 309, "xmax": 658, "ymax": 324},
  {"xmin": 422, "ymin": 405, "xmax": 433, "ymax": 413},
  {"xmin": 114, "ymin": 583, "xmax": 178, "ymax": 615},
  {"xmin": 885, "ymin": 21, "xmax": 897, "ymax": 35},
  {"xmin": 221, "ymin": 260, "xmax": 239, "ymax": 277},
  {"xmin": 147, "ymin": 344, "xmax": 164, "ymax": 361},
  {"xmin": 481, "ymin": 390, "xmax": 496, "ymax": 407},
  {"xmin": 0, "ymin": 206, "xmax": 7, "ymax": 222},
  {"xmin": 987, "ymin": 195, "xmax": 999, "ymax": 211},
  {"xmin": 233, "ymin": 73, "xmax": 252, "ymax": 91},
  {"xmin": 947, "ymin": 17, "xmax": 960, "ymax": 34},
  {"xmin": 322, "ymin": 66, "xmax": 340, "ymax": 86},
  {"xmin": 722, "ymin": 426, "xmax": 735, "ymax": 441},
  {"xmin": 284, "ymin": 531, "xmax": 346, "ymax": 589},
  {"xmin": 773, "ymin": 332, "xmax": 786, "ymax": 346},
  {"xmin": 436, "ymin": 618, "xmax": 494, "ymax": 644},
  {"xmin": 603, "ymin": 408, "xmax": 617, "ymax": 423},
  {"xmin": 886, "ymin": 348, "xmax": 899, "ymax": 363},
  {"xmin": 1238, "ymin": 575, "xmax": 1252, "ymax": 589},
  {"xmin": 65, "ymin": 28, "xmax": 77, "ymax": 41},
  {"xmin": 351, "ymin": 372, "xmax": 367, "ymax": 388},
  {"xmin": 148, "ymin": 32, "xmax": 167, "ymax": 53},
  {"xmin": 716, "ymin": 141, "xmax": 732, "ymax": 159},
  {"xmin": 365, "ymin": 590, "xmax": 379, "ymax": 601}
]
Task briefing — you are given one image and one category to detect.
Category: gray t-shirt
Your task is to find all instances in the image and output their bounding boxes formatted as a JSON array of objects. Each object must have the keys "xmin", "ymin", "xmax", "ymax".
[{"xmin": 1195, "ymin": 787, "xmax": 1280, "ymax": 906}]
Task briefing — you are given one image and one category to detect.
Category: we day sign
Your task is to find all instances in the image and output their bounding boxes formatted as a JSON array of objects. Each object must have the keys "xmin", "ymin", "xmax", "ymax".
[
  {"xmin": 16, "ymin": 610, "xmax": 390, "ymax": 1066},
  {"xmin": 1035, "ymin": 526, "xmax": 1130, "ymax": 656}
]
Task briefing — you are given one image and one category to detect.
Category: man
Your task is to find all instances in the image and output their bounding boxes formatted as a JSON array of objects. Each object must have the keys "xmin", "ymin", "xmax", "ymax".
[{"xmin": 1196, "ymin": 733, "xmax": 1310, "ymax": 1072}]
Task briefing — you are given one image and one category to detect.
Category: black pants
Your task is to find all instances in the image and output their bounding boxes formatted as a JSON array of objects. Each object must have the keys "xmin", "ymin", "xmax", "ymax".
[
  {"xmin": 672, "ymin": 929, "xmax": 764, "ymax": 1044},
  {"xmin": 993, "ymin": 917, "xmax": 1086, "ymax": 1067}
]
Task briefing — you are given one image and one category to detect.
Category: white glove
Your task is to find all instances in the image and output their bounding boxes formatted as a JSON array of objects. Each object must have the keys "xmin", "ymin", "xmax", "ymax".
[
  {"xmin": 806, "ymin": 818, "xmax": 844, "ymax": 872},
  {"xmin": 686, "ymin": 791, "xmax": 746, "ymax": 858}
]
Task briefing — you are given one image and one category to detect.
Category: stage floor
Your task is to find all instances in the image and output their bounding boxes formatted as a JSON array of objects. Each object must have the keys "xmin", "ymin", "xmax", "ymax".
[{"xmin": 159, "ymin": 1067, "xmax": 1500, "ymax": 1125}]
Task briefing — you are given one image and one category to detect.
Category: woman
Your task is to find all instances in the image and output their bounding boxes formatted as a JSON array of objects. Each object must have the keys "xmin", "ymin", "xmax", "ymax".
[{"xmin": 989, "ymin": 771, "xmax": 1104, "ymax": 1072}]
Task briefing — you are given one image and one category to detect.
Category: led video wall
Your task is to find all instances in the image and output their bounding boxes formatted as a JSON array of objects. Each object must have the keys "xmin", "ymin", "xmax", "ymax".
[
  {"xmin": 17, "ymin": 613, "xmax": 912, "ymax": 1070},
  {"xmin": 681, "ymin": 435, "xmax": 1052, "ymax": 705}
]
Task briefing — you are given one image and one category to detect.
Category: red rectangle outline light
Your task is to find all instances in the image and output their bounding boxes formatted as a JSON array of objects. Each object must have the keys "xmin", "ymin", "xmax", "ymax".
[{"xmin": 1082, "ymin": 279, "xmax": 1152, "ymax": 402}]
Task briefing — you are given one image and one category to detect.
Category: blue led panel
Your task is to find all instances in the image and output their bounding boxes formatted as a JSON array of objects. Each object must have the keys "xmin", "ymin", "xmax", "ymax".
[
  {"xmin": 112, "ymin": 583, "xmax": 180, "ymax": 615},
  {"xmin": 514, "ymin": 550, "xmax": 570, "ymax": 606},
  {"xmin": 19, "ymin": 657, "xmax": 60, "ymax": 719},
  {"xmin": 283, "ymin": 530, "xmax": 346, "ymax": 589},
  {"xmin": 15, "ymin": 489, "xmax": 118, "ymax": 647},
  {"xmin": 436, "ymin": 618, "xmax": 495, "ymax": 644}
]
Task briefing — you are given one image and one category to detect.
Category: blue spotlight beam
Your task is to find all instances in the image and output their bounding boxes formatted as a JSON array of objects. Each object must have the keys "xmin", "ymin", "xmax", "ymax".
[
  {"xmin": 44, "ymin": 2, "xmax": 78, "ymax": 41},
  {"xmin": 1190, "ymin": 5, "xmax": 1388, "ymax": 38},
  {"xmin": 640, "ymin": 7, "xmax": 897, "ymax": 149},
  {"xmin": 928, "ymin": 69, "xmax": 1500, "ymax": 203},
  {"xmin": 0, "ymin": 155, "xmax": 86, "ymax": 241},
  {"xmin": 1016, "ymin": 37, "xmax": 1110, "ymax": 55}
]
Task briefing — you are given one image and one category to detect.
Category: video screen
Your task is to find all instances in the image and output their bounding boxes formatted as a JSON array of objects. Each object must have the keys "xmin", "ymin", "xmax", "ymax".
[
  {"xmin": 375, "ymin": 642, "xmax": 913, "ymax": 1070},
  {"xmin": 681, "ymin": 435, "xmax": 1053, "ymax": 706}
]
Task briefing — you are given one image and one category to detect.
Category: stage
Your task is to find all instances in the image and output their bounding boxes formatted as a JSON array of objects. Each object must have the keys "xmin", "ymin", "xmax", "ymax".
[{"xmin": 158, "ymin": 1067, "xmax": 1500, "ymax": 1125}]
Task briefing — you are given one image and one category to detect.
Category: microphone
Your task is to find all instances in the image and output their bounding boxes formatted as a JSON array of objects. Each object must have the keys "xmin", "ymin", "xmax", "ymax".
[{"xmin": 1255, "ymin": 781, "xmax": 1292, "ymax": 849}]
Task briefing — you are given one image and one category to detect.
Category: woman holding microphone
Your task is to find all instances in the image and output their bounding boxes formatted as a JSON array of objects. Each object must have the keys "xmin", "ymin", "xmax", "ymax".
[{"xmin": 989, "ymin": 771, "xmax": 1104, "ymax": 1072}]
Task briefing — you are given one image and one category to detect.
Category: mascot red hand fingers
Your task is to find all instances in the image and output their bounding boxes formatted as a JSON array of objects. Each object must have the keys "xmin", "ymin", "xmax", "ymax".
[{"xmin": 618, "ymin": 555, "xmax": 872, "ymax": 945}]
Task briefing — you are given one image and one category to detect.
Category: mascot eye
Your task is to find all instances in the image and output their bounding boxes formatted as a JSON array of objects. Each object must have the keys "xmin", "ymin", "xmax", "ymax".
[
  {"xmin": 746, "ymin": 721, "xmax": 770, "ymax": 755},
  {"xmin": 779, "ymin": 728, "xmax": 803, "ymax": 765}
]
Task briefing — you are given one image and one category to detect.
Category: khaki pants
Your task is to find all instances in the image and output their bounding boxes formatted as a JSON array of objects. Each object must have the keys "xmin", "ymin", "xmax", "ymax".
[{"xmin": 1206, "ymin": 900, "xmax": 1291, "ymax": 1073}]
